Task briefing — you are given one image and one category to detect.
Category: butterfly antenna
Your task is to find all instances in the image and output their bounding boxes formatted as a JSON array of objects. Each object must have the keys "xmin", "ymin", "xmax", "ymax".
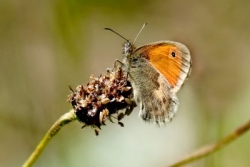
[
  {"xmin": 104, "ymin": 28, "xmax": 129, "ymax": 42},
  {"xmin": 133, "ymin": 23, "xmax": 147, "ymax": 44}
]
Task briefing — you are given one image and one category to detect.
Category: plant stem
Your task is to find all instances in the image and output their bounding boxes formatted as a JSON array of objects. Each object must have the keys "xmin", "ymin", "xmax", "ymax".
[
  {"xmin": 169, "ymin": 119, "xmax": 250, "ymax": 167},
  {"xmin": 22, "ymin": 109, "xmax": 77, "ymax": 167}
]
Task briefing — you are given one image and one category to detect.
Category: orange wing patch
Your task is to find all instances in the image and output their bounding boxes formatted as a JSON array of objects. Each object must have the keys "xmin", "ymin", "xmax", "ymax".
[{"xmin": 146, "ymin": 45, "xmax": 182, "ymax": 88}]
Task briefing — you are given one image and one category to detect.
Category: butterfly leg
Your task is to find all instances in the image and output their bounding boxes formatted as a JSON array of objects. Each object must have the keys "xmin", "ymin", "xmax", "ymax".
[{"xmin": 113, "ymin": 59, "xmax": 124, "ymax": 69}]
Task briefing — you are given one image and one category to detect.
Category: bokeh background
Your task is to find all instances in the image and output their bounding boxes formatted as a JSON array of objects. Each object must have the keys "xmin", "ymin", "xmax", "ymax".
[{"xmin": 1, "ymin": 0, "xmax": 250, "ymax": 167}]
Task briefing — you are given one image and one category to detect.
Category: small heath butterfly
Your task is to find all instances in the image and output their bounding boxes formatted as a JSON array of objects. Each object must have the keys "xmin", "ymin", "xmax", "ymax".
[{"xmin": 105, "ymin": 23, "xmax": 192, "ymax": 124}]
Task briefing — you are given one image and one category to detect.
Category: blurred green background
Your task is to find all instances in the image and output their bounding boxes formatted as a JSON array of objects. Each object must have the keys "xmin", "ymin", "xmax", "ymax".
[{"xmin": 1, "ymin": 0, "xmax": 250, "ymax": 167}]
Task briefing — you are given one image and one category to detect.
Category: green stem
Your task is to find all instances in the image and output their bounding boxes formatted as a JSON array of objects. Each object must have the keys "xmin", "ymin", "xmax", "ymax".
[
  {"xmin": 22, "ymin": 109, "xmax": 77, "ymax": 167},
  {"xmin": 169, "ymin": 119, "xmax": 250, "ymax": 167}
]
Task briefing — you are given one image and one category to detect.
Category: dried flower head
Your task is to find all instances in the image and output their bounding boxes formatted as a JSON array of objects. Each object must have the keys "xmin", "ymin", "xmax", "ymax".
[{"xmin": 67, "ymin": 67, "xmax": 136, "ymax": 135}]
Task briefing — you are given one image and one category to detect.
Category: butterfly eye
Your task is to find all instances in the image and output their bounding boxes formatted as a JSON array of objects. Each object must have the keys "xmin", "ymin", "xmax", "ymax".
[
  {"xmin": 171, "ymin": 52, "xmax": 176, "ymax": 57},
  {"xmin": 131, "ymin": 58, "xmax": 139, "ymax": 63}
]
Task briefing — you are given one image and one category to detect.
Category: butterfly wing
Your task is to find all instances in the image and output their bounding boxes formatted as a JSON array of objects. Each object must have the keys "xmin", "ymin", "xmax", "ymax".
[
  {"xmin": 136, "ymin": 41, "xmax": 192, "ymax": 93},
  {"xmin": 126, "ymin": 41, "xmax": 191, "ymax": 123}
]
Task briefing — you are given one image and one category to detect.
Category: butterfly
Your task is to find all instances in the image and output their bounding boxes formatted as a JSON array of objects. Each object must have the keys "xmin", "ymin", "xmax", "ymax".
[{"xmin": 105, "ymin": 23, "xmax": 192, "ymax": 124}]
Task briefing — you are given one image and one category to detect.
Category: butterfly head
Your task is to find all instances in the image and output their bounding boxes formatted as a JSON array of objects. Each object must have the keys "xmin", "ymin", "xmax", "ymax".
[{"xmin": 122, "ymin": 41, "xmax": 136, "ymax": 58}]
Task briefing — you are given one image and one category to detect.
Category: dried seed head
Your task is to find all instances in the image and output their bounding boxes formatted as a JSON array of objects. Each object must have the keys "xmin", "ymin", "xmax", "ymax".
[{"xmin": 67, "ymin": 67, "xmax": 136, "ymax": 135}]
